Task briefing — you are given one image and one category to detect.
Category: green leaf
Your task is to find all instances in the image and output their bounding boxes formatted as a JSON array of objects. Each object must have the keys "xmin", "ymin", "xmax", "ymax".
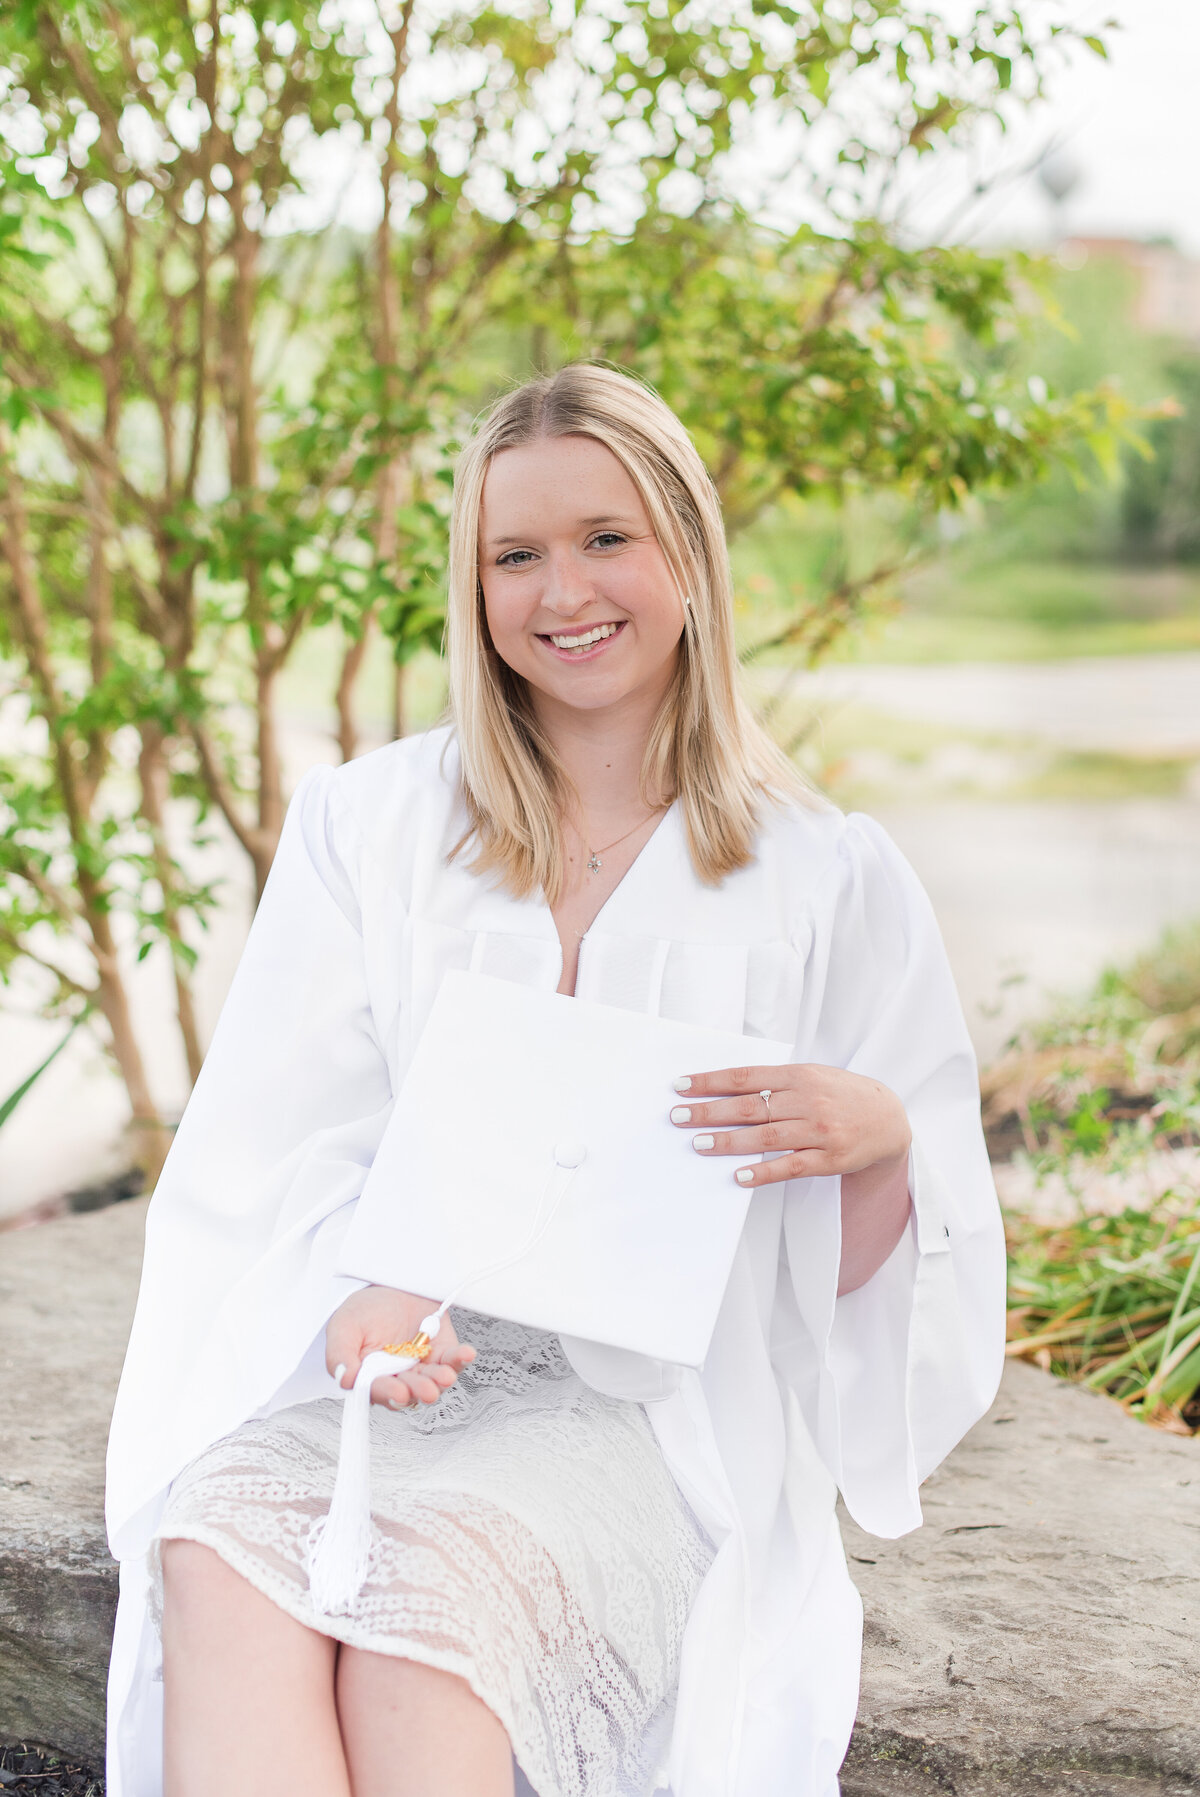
[{"xmin": 0, "ymin": 1020, "xmax": 83, "ymax": 1132}]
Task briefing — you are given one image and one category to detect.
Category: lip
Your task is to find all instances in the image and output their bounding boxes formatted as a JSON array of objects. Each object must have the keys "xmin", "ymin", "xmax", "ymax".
[{"xmin": 536, "ymin": 619, "xmax": 628, "ymax": 664}]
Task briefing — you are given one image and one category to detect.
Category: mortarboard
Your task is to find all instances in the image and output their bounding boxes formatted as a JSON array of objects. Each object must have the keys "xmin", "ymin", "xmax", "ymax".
[
  {"xmin": 338, "ymin": 970, "xmax": 794, "ymax": 1364},
  {"xmin": 308, "ymin": 970, "xmax": 793, "ymax": 1613}
]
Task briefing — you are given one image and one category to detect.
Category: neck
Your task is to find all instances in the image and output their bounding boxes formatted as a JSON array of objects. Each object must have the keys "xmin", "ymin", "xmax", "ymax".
[{"xmin": 529, "ymin": 681, "xmax": 671, "ymax": 831}]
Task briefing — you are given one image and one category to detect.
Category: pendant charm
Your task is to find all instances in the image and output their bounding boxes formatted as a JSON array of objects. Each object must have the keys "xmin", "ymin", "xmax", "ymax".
[{"xmin": 587, "ymin": 852, "xmax": 602, "ymax": 874}]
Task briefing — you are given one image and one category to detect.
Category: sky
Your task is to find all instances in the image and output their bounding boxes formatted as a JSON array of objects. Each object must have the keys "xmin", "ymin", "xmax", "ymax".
[{"xmin": 954, "ymin": 0, "xmax": 1200, "ymax": 255}]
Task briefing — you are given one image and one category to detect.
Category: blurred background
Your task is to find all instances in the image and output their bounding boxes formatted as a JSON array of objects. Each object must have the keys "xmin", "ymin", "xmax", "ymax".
[{"xmin": 1, "ymin": 0, "xmax": 1198, "ymax": 1422}]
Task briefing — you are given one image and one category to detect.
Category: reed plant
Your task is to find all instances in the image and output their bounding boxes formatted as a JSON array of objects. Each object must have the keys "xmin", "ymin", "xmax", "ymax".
[
  {"xmin": 998, "ymin": 920, "xmax": 1200, "ymax": 1434},
  {"xmin": 1006, "ymin": 1201, "xmax": 1200, "ymax": 1435}
]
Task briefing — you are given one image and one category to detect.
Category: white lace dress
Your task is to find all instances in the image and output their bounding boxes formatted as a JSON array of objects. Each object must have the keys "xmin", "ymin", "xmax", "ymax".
[{"xmin": 150, "ymin": 1308, "xmax": 715, "ymax": 1797}]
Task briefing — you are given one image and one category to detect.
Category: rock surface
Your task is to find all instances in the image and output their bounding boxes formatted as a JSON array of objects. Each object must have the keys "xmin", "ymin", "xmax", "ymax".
[
  {"xmin": 0, "ymin": 1199, "xmax": 145, "ymax": 1763},
  {"xmin": 839, "ymin": 1362, "xmax": 1199, "ymax": 1797},
  {"xmin": 1, "ymin": 1200, "xmax": 1197, "ymax": 1790}
]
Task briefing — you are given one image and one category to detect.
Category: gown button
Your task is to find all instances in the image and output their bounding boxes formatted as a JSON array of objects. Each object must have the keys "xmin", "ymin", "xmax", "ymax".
[{"xmin": 554, "ymin": 1140, "xmax": 587, "ymax": 1169}]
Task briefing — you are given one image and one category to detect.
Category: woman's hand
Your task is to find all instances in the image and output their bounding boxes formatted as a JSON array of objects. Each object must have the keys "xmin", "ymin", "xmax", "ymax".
[
  {"xmin": 669, "ymin": 1061, "xmax": 911, "ymax": 1186},
  {"xmin": 669, "ymin": 1062, "xmax": 913, "ymax": 1294},
  {"xmin": 325, "ymin": 1285, "xmax": 476, "ymax": 1409}
]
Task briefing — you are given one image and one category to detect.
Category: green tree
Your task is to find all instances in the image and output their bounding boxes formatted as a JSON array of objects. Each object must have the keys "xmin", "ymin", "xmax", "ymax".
[
  {"xmin": 1123, "ymin": 353, "xmax": 1200, "ymax": 563},
  {"xmin": 0, "ymin": 0, "xmax": 1125, "ymax": 1161}
]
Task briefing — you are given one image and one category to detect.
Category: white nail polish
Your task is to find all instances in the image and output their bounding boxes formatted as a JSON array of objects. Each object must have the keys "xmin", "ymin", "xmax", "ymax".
[
  {"xmin": 673, "ymin": 1076, "xmax": 692, "ymax": 1093},
  {"xmin": 334, "ymin": 1363, "xmax": 346, "ymax": 1384},
  {"xmin": 692, "ymin": 1133, "xmax": 714, "ymax": 1152},
  {"xmin": 735, "ymin": 1168, "xmax": 754, "ymax": 1185},
  {"xmin": 388, "ymin": 1398, "xmax": 404, "ymax": 1411},
  {"xmin": 671, "ymin": 1106, "xmax": 691, "ymax": 1124}
]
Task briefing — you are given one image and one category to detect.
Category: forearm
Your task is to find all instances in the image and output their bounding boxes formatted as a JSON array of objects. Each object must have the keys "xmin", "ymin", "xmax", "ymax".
[{"xmin": 837, "ymin": 1147, "xmax": 912, "ymax": 1296}]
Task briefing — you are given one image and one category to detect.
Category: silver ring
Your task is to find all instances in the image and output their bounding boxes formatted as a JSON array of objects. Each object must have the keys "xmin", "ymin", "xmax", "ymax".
[{"xmin": 760, "ymin": 1088, "xmax": 772, "ymax": 1124}]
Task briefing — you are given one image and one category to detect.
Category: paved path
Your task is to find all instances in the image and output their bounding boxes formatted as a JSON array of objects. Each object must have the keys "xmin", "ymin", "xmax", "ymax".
[
  {"xmin": 756, "ymin": 651, "xmax": 1200, "ymax": 755},
  {"xmin": 874, "ymin": 795, "xmax": 1200, "ymax": 1060}
]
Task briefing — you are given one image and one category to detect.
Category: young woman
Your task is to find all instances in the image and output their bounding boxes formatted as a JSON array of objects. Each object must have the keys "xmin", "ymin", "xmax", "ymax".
[{"xmin": 105, "ymin": 365, "xmax": 1006, "ymax": 1797}]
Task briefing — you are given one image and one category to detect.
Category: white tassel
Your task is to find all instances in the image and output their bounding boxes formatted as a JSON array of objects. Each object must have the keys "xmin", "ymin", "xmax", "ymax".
[
  {"xmin": 307, "ymin": 1147, "xmax": 583, "ymax": 1617},
  {"xmin": 306, "ymin": 1334, "xmax": 436, "ymax": 1616}
]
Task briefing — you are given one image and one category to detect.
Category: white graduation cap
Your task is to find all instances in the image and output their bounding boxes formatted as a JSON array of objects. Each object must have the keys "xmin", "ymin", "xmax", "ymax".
[{"xmin": 307, "ymin": 969, "xmax": 793, "ymax": 1614}]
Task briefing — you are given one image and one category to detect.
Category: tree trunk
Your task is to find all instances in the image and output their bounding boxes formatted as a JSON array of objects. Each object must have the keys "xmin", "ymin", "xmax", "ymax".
[
  {"xmin": 375, "ymin": 13, "xmax": 412, "ymax": 748},
  {"xmin": 336, "ymin": 612, "xmax": 374, "ymax": 764},
  {"xmin": 2, "ymin": 451, "xmax": 170, "ymax": 1172},
  {"xmin": 392, "ymin": 660, "xmax": 407, "ymax": 740},
  {"xmin": 137, "ymin": 726, "xmax": 205, "ymax": 1084},
  {"xmin": 253, "ymin": 657, "xmax": 282, "ymax": 902},
  {"xmin": 91, "ymin": 926, "xmax": 174, "ymax": 1182}
]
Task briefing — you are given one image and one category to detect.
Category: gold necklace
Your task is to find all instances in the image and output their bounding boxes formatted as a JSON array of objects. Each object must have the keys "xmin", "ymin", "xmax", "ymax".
[{"xmin": 585, "ymin": 808, "xmax": 667, "ymax": 875}]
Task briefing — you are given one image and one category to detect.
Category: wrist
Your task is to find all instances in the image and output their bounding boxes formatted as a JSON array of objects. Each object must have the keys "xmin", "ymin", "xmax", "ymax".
[
  {"xmin": 367, "ymin": 1286, "xmax": 441, "ymax": 1305},
  {"xmin": 843, "ymin": 1143, "xmax": 911, "ymax": 1203}
]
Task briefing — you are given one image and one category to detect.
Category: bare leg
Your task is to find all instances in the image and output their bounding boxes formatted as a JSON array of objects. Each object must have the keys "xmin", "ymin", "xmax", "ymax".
[
  {"xmin": 337, "ymin": 1647, "xmax": 516, "ymax": 1797},
  {"xmin": 160, "ymin": 1539, "xmax": 351, "ymax": 1797}
]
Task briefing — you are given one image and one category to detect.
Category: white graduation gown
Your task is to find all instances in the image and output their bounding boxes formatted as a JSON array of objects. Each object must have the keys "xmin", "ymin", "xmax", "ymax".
[{"xmin": 104, "ymin": 725, "xmax": 1006, "ymax": 1797}]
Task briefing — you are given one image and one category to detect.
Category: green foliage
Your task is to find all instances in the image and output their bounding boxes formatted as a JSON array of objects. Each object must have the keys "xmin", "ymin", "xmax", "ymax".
[
  {"xmin": 1021, "ymin": 920, "xmax": 1200, "ymax": 1062},
  {"xmin": 998, "ymin": 919, "xmax": 1200, "ymax": 1433},
  {"xmin": 941, "ymin": 254, "xmax": 1199, "ymax": 569},
  {"xmin": 1123, "ymin": 354, "xmax": 1200, "ymax": 563},
  {"xmin": 518, "ymin": 225, "xmax": 1130, "ymax": 535}
]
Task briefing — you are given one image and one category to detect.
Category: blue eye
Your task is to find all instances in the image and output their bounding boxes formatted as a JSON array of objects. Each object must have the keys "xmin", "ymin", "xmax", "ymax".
[
  {"xmin": 589, "ymin": 532, "xmax": 626, "ymax": 549},
  {"xmin": 497, "ymin": 548, "xmax": 536, "ymax": 567}
]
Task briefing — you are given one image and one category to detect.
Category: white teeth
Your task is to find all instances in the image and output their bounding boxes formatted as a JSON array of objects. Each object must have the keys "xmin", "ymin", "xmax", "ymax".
[{"xmin": 548, "ymin": 622, "xmax": 620, "ymax": 650}]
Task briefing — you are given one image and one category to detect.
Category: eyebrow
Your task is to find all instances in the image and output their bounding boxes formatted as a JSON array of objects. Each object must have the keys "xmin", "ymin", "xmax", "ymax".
[{"xmin": 485, "ymin": 515, "xmax": 639, "ymax": 547}]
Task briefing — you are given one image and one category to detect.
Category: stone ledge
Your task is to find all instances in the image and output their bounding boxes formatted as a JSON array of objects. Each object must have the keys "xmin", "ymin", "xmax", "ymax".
[
  {"xmin": 840, "ymin": 1354, "xmax": 1198, "ymax": 1795},
  {"xmin": 0, "ymin": 1199, "xmax": 142, "ymax": 1762},
  {"xmin": 1, "ymin": 1201, "xmax": 1196, "ymax": 1788}
]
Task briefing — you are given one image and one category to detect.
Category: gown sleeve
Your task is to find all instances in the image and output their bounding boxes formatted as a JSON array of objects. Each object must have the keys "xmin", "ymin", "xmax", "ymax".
[
  {"xmin": 105, "ymin": 762, "xmax": 395, "ymax": 1560},
  {"xmin": 774, "ymin": 812, "xmax": 1006, "ymax": 1538}
]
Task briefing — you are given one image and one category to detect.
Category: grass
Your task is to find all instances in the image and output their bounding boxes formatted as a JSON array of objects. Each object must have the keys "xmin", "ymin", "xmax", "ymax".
[
  {"xmin": 1013, "ymin": 751, "xmax": 1194, "ymax": 802},
  {"xmin": 825, "ymin": 603, "xmax": 1200, "ymax": 666},
  {"xmin": 994, "ymin": 920, "xmax": 1200, "ymax": 1433},
  {"xmin": 728, "ymin": 510, "xmax": 1200, "ymax": 665},
  {"xmin": 739, "ymin": 688, "xmax": 1196, "ymax": 806},
  {"xmin": 1006, "ymin": 1204, "xmax": 1200, "ymax": 1434}
]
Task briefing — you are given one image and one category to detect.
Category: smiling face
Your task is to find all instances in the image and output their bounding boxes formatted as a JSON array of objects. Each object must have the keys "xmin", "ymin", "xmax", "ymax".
[{"xmin": 478, "ymin": 434, "xmax": 686, "ymax": 723}]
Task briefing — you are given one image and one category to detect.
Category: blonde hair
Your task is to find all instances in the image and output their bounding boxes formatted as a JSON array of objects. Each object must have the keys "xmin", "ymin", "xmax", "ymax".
[{"xmin": 445, "ymin": 364, "xmax": 817, "ymax": 900}]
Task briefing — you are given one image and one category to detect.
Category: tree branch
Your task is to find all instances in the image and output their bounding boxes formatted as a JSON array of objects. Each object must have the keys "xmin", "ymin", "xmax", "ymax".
[
  {"xmin": 187, "ymin": 721, "xmax": 264, "ymax": 866},
  {"xmin": 0, "ymin": 924, "xmax": 96, "ymax": 1004},
  {"xmin": 3, "ymin": 854, "xmax": 88, "ymax": 934},
  {"xmin": 742, "ymin": 557, "xmax": 913, "ymax": 667}
]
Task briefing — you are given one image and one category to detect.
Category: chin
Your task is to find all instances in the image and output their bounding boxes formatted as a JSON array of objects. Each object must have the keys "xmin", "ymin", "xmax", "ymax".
[{"xmin": 537, "ymin": 677, "xmax": 631, "ymax": 712}]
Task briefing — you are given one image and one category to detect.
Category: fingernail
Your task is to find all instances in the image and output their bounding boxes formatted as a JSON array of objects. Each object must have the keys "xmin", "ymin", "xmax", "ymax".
[
  {"xmin": 671, "ymin": 1106, "xmax": 691, "ymax": 1124},
  {"xmin": 387, "ymin": 1399, "xmax": 405, "ymax": 1411},
  {"xmin": 334, "ymin": 1363, "xmax": 347, "ymax": 1384},
  {"xmin": 692, "ymin": 1133, "xmax": 714, "ymax": 1152},
  {"xmin": 735, "ymin": 1168, "xmax": 754, "ymax": 1185},
  {"xmin": 673, "ymin": 1076, "xmax": 692, "ymax": 1093}
]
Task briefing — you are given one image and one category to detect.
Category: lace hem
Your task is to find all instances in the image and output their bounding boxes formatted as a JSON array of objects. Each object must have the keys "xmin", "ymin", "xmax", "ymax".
[{"xmin": 152, "ymin": 1311, "xmax": 713, "ymax": 1797}]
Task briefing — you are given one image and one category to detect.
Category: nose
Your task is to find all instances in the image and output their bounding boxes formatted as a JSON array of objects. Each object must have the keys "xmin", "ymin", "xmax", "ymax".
[{"xmin": 540, "ymin": 549, "xmax": 596, "ymax": 619}]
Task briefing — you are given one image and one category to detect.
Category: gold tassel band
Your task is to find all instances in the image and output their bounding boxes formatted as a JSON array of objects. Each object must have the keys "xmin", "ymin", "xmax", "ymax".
[{"xmin": 381, "ymin": 1333, "xmax": 432, "ymax": 1362}]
